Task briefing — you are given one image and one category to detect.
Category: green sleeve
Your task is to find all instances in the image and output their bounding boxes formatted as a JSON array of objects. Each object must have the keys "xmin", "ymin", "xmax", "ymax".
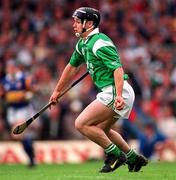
[
  {"xmin": 69, "ymin": 42, "xmax": 85, "ymax": 67},
  {"xmin": 69, "ymin": 50, "xmax": 84, "ymax": 67},
  {"xmin": 96, "ymin": 46, "xmax": 122, "ymax": 70}
]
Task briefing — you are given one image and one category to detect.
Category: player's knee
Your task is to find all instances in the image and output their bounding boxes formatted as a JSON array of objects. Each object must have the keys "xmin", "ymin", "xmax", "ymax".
[{"xmin": 75, "ymin": 119, "xmax": 85, "ymax": 133}]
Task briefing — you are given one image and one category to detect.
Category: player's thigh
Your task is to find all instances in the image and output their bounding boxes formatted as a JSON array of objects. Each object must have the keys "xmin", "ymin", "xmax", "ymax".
[{"xmin": 75, "ymin": 99, "xmax": 116, "ymax": 128}]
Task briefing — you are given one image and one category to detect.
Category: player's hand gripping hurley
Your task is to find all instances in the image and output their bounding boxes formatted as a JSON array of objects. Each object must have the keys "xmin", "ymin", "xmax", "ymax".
[{"xmin": 13, "ymin": 72, "xmax": 89, "ymax": 135}]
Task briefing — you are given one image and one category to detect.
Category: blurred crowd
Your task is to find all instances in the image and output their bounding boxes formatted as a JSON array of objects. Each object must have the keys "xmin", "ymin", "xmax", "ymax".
[{"xmin": 0, "ymin": 0, "xmax": 176, "ymax": 159}]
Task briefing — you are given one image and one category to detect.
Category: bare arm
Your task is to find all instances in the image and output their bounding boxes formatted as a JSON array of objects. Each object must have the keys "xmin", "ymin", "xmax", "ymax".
[
  {"xmin": 113, "ymin": 67, "xmax": 125, "ymax": 110},
  {"xmin": 50, "ymin": 63, "xmax": 80, "ymax": 104}
]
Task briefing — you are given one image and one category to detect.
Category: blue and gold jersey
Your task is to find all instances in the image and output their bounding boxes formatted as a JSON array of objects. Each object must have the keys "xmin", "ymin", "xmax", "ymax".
[{"xmin": 1, "ymin": 71, "xmax": 33, "ymax": 108}]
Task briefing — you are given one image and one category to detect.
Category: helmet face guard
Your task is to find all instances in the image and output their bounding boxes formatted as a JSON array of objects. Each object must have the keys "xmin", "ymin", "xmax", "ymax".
[{"xmin": 72, "ymin": 7, "xmax": 100, "ymax": 28}]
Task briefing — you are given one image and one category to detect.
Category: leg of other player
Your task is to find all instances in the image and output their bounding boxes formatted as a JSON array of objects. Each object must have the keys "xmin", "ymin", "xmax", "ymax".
[{"xmin": 9, "ymin": 107, "xmax": 36, "ymax": 168}]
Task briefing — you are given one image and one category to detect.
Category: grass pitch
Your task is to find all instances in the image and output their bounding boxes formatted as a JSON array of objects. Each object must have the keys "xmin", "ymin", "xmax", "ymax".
[{"xmin": 0, "ymin": 161, "xmax": 176, "ymax": 180}]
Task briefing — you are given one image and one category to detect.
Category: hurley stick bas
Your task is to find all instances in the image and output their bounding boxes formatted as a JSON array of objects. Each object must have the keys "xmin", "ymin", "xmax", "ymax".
[{"xmin": 13, "ymin": 72, "xmax": 89, "ymax": 135}]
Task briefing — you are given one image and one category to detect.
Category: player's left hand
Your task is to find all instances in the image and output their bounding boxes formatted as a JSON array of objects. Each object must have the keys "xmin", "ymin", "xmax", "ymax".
[{"xmin": 114, "ymin": 96, "xmax": 125, "ymax": 110}]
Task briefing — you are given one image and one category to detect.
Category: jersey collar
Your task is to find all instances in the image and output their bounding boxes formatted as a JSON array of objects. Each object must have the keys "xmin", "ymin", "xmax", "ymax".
[
  {"xmin": 83, "ymin": 28, "xmax": 99, "ymax": 43},
  {"xmin": 87, "ymin": 28, "xmax": 99, "ymax": 37}
]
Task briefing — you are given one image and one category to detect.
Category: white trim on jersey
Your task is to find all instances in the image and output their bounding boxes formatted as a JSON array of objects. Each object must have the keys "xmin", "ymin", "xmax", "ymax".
[
  {"xmin": 92, "ymin": 39, "xmax": 115, "ymax": 57},
  {"xmin": 76, "ymin": 43, "xmax": 82, "ymax": 55}
]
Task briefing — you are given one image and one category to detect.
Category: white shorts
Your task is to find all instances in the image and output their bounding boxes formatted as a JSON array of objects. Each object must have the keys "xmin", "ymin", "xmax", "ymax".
[
  {"xmin": 96, "ymin": 81, "xmax": 135, "ymax": 119},
  {"xmin": 7, "ymin": 105, "xmax": 34, "ymax": 126}
]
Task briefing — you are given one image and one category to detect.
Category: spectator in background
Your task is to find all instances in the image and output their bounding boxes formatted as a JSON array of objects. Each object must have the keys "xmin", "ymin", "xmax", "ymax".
[
  {"xmin": 0, "ymin": 84, "xmax": 9, "ymax": 140},
  {"xmin": 154, "ymin": 103, "xmax": 176, "ymax": 161},
  {"xmin": 62, "ymin": 99, "xmax": 86, "ymax": 140},
  {"xmin": 157, "ymin": 104, "xmax": 176, "ymax": 139},
  {"xmin": 40, "ymin": 104, "xmax": 65, "ymax": 140},
  {"xmin": 0, "ymin": 61, "xmax": 6, "ymax": 80}
]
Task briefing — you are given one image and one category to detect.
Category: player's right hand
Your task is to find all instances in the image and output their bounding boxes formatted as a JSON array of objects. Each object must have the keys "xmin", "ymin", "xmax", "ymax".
[{"xmin": 49, "ymin": 91, "xmax": 60, "ymax": 108}]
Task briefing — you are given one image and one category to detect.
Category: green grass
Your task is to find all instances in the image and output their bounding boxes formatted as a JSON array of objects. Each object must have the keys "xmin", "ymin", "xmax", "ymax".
[{"xmin": 0, "ymin": 161, "xmax": 176, "ymax": 180}]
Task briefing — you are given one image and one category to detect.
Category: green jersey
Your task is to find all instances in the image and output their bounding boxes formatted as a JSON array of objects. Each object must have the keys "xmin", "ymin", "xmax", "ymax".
[{"xmin": 69, "ymin": 28, "xmax": 128, "ymax": 90}]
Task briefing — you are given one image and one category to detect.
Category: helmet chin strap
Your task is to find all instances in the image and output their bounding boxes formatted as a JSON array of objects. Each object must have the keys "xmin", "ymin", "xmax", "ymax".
[{"xmin": 75, "ymin": 20, "xmax": 94, "ymax": 38}]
